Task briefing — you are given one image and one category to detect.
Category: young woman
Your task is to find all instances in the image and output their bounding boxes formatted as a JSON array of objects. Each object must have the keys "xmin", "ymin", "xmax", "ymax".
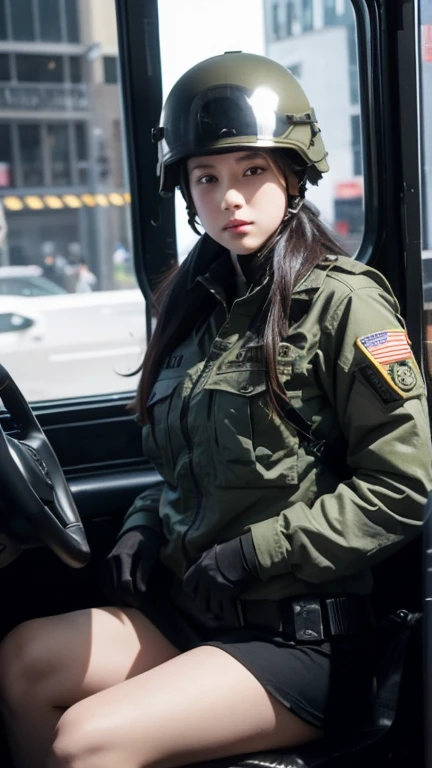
[{"xmin": 0, "ymin": 52, "xmax": 430, "ymax": 768}]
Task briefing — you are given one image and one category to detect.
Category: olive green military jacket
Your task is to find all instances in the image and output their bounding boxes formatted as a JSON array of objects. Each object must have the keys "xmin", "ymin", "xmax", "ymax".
[{"xmin": 122, "ymin": 239, "xmax": 432, "ymax": 601}]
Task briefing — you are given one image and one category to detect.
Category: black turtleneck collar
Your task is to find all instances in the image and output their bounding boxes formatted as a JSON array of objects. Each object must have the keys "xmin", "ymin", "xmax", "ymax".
[
  {"xmin": 185, "ymin": 235, "xmax": 271, "ymax": 309},
  {"xmin": 236, "ymin": 252, "xmax": 269, "ymax": 287}
]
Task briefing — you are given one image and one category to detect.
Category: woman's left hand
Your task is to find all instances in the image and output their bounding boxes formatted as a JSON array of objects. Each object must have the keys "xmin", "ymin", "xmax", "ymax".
[{"xmin": 183, "ymin": 533, "xmax": 258, "ymax": 624}]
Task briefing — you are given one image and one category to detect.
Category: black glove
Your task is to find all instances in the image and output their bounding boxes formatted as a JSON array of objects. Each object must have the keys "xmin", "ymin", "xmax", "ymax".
[
  {"xmin": 183, "ymin": 533, "xmax": 259, "ymax": 625},
  {"xmin": 103, "ymin": 527, "xmax": 161, "ymax": 609}
]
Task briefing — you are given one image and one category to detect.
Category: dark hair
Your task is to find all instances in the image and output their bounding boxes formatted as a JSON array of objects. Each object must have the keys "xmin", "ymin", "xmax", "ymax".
[{"xmin": 133, "ymin": 150, "xmax": 349, "ymax": 423}]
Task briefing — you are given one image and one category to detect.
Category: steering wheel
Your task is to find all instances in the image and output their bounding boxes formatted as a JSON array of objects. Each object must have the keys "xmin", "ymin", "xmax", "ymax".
[{"xmin": 0, "ymin": 364, "xmax": 90, "ymax": 568}]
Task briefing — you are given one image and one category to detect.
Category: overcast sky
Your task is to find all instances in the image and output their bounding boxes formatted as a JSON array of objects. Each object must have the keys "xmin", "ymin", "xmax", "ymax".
[
  {"xmin": 157, "ymin": 0, "xmax": 266, "ymax": 254},
  {"xmin": 158, "ymin": 0, "xmax": 266, "ymax": 96}
]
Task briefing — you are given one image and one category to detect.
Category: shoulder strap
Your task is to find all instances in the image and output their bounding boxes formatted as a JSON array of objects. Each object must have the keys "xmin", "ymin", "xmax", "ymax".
[{"xmin": 282, "ymin": 403, "xmax": 351, "ymax": 483}]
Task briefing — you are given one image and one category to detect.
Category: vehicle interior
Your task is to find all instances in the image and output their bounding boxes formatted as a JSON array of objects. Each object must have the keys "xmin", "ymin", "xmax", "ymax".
[{"xmin": 0, "ymin": 0, "xmax": 431, "ymax": 766}]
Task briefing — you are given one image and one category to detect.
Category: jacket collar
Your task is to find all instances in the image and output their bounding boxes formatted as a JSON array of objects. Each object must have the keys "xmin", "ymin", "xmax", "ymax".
[
  {"xmin": 292, "ymin": 258, "xmax": 336, "ymax": 298},
  {"xmin": 184, "ymin": 234, "xmax": 226, "ymax": 288},
  {"xmin": 184, "ymin": 234, "xmax": 336, "ymax": 305}
]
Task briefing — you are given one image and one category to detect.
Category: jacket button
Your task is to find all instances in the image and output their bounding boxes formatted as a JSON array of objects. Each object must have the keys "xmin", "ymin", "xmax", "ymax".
[{"xmin": 239, "ymin": 383, "xmax": 253, "ymax": 393}]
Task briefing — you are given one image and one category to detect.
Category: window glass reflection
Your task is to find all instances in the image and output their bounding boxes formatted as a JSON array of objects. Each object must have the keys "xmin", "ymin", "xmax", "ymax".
[
  {"xmin": 69, "ymin": 56, "xmax": 82, "ymax": 83},
  {"xmin": 324, "ymin": 0, "xmax": 337, "ymax": 25},
  {"xmin": 0, "ymin": 0, "xmax": 6, "ymax": 40},
  {"xmin": 10, "ymin": 0, "xmax": 34, "ymax": 41},
  {"xmin": 301, "ymin": 0, "xmax": 313, "ymax": 32},
  {"xmin": 64, "ymin": 0, "xmax": 79, "ymax": 43},
  {"xmin": 0, "ymin": 53, "xmax": 9, "ymax": 80},
  {"xmin": 2, "ymin": 0, "xmax": 80, "ymax": 43},
  {"xmin": 18, "ymin": 124, "xmax": 43, "ymax": 186},
  {"xmin": 38, "ymin": 0, "xmax": 62, "ymax": 42},
  {"xmin": 285, "ymin": 1, "xmax": 297, "ymax": 37},
  {"xmin": 103, "ymin": 57, "xmax": 118, "ymax": 84},
  {"xmin": 16, "ymin": 55, "xmax": 64, "ymax": 83},
  {"xmin": 47, "ymin": 124, "xmax": 71, "ymax": 185},
  {"xmin": 74, "ymin": 123, "xmax": 89, "ymax": 184}
]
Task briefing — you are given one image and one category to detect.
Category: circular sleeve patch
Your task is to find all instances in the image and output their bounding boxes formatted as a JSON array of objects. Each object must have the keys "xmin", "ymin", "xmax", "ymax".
[{"xmin": 390, "ymin": 361, "xmax": 417, "ymax": 392}]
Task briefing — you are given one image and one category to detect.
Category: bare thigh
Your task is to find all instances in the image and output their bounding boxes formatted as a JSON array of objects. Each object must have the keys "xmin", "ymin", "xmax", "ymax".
[
  {"xmin": 52, "ymin": 645, "xmax": 322, "ymax": 767},
  {"xmin": 0, "ymin": 606, "xmax": 180, "ymax": 708}
]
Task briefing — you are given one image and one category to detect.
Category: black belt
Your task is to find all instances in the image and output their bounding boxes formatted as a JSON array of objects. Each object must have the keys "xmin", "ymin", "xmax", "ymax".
[{"xmin": 237, "ymin": 595, "xmax": 372, "ymax": 642}]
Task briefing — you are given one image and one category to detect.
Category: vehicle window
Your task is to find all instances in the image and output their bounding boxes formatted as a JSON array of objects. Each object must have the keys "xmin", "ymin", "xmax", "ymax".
[
  {"xmin": 0, "ymin": 311, "xmax": 34, "ymax": 333},
  {"xmin": 420, "ymin": 0, "xmax": 432, "ymax": 380},
  {"xmin": 0, "ymin": 0, "xmax": 143, "ymax": 403},
  {"xmin": 158, "ymin": 0, "xmax": 364, "ymax": 261}
]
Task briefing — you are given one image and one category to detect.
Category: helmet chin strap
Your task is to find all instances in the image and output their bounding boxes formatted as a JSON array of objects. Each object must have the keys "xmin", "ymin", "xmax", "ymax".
[
  {"xmin": 178, "ymin": 164, "xmax": 203, "ymax": 236},
  {"xmin": 253, "ymin": 189, "xmax": 307, "ymax": 264},
  {"xmin": 186, "ymin": 205, "xmax": 202, "ymax": 236},
  {"xmin": 285, "ymin": 195, "xmax": 305, "ymax": 217}
]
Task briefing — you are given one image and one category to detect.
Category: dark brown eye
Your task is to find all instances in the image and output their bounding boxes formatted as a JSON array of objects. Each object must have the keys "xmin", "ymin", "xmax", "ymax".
[{"xmin": 245, "ymin": 166, "xmax": 265, "ymax": 176}]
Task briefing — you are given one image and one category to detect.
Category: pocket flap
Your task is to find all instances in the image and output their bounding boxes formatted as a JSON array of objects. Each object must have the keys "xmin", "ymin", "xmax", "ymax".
[
  {"xmin": 147, "ymin": 376, "xmax": 181, "ymax": 407},
  {"xmin": 206, "ymin": 369, "xmax": 267, "ymax": 396}
]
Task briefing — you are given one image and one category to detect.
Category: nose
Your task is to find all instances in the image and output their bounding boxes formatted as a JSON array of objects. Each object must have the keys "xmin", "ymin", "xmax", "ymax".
[{"xmin": 221, "ymin": 186, "xmax": 244, "ymax": 211}]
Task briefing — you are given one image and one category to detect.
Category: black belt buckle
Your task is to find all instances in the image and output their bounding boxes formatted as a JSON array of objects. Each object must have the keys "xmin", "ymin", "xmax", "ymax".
[{"xmin": 292, "ymin": 597, "xmax": 325, "ymax": 642}]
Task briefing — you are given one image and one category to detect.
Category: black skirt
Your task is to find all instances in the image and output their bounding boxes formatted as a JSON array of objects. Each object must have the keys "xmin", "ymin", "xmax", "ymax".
[{"xmin": 142, "ymin": 569, "xmax": 376, "ymax": 733}]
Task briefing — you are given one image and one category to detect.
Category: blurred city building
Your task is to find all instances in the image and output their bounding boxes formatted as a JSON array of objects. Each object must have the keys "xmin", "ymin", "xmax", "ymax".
[
  {"xmin": 264, "ymin": 0, "xmax": 363, "ymax": 252},
  {"xmin": 421, "ymin": 0, "xmax": 432, "ymax": 252},
  {"xmin": 0, "ymin": 0, "xmax": 131, "ymax": 288}
]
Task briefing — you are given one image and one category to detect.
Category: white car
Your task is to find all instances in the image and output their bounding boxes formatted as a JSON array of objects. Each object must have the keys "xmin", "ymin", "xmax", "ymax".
[
  {"xmin": 0, "ymin": 265, "xmax": 67, "ymax": 297},
  {"xmin": 0, "ymin": 290, "xmax": 146, "ymax": 402}
]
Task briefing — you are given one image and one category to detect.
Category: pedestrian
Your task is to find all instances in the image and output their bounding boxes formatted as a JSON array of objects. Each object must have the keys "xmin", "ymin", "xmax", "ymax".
[
  {"xmin": 75, "ymin": 259, "xmax": 97, "ymax": 293},
  {"xmin": 41, "ymin": 242, "xmax": 70, "ymax": 291},
  {"xmin": 112, "ymin": 241, "xmax": 130, "ymax": 265},
  {"xmin": 0, "ymin": 52, "xmax": 430, "ymax": 768}
]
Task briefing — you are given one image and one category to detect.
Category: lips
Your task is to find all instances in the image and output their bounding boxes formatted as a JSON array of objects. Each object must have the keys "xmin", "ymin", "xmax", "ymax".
[{"xmin": 223, "ymin": 219, "xmax": 252, "ymax": 230}]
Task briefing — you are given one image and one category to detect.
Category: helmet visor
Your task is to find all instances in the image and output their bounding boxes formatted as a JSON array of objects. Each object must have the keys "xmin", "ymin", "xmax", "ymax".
[{"xmin": 161, "ymin": 84, "xmax": 289, "ymax": 163}]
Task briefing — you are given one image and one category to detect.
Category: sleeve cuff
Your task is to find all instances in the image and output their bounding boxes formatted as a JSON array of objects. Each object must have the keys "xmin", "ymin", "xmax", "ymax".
[
  {"xmin": 250, "ymin": 519, "xmax": 290, "ymax": 580},
  {"xmin": 240, "ymin": 531, "xmax": 260, "ymax": 577}
]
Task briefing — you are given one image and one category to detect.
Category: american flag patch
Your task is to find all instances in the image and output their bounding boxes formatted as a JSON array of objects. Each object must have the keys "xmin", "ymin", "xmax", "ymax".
[{"xmin": 356, "ymin": 330, "xmax": 412, "ymax": 365}]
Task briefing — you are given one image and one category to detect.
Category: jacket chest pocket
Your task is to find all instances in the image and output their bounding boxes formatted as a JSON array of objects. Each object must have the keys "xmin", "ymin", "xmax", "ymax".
[
  {"xmin": 204, "ymin": 369, "xmax": 300, "ymax": 488},
  {"xmin": 143, "ymin": 375, "xmax": 183, "ymax": 478}
]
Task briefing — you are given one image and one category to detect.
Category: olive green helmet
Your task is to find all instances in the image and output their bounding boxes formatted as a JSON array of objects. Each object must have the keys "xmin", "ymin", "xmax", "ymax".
[{"xmin": 153, "ymin": 51, "xmax": 329, "ymax": 194}]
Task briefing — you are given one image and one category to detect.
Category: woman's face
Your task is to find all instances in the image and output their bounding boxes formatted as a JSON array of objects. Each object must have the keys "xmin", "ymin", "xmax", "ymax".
[{"xmin": 187, "ymin": 150, "xmax": 296, "ymax": 255}]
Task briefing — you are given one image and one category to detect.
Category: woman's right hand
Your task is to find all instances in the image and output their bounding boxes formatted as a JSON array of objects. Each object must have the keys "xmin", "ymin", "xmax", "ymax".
[{"xmin": 103, "ymin": 527, "xmax": 161, "ymax": 609}]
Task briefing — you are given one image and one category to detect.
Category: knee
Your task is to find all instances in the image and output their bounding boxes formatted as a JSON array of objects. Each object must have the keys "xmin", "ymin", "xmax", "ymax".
[
  {"xmin": 50, "ymin": 709, "xmax": 95, "ymax": 768},
  {"xmin": 51, "ymin": 707, "xmax": 126, "ymax": 768},
  {"xmin": 0, "ymin": 619, "xmax": 51, "ymax": 710}
]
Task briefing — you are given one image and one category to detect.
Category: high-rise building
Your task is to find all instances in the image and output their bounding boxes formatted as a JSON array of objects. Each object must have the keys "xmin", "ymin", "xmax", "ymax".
[
  {"xmin": 263, "ymin": 0, "xmax": 363, "ymax": 248},
  {"xmin": 0, "ymin": 0, "xmax": 130, "ymax": 288}
]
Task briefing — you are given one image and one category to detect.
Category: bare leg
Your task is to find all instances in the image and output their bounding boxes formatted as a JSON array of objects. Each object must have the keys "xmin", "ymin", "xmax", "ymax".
[
  {"xmin": 49, "ymin": 645, "xmax": 322, "ymax": 768},
  {"xmin": 0, "ymin": 607, "xmax": 179, "ymax": 768}
]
